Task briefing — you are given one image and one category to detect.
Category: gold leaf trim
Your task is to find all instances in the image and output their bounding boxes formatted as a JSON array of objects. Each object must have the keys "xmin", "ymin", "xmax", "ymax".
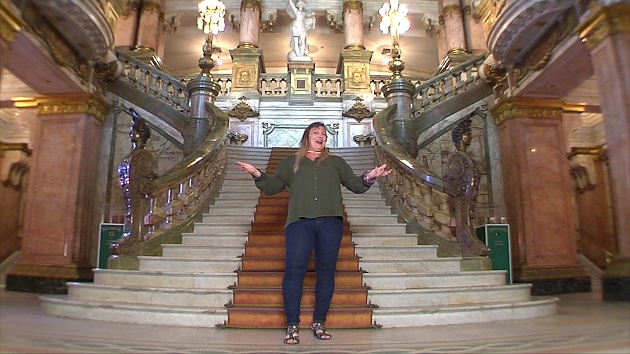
[
  {"xmin": 37, "ymin": 94, "xmax": 109, "ymax": 122},
  {"xmin": 491, "ymin": 98, "xmax": 563, "ymax": 126}
]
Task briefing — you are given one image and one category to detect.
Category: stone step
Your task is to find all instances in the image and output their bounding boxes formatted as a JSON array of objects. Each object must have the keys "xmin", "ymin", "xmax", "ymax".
[
  {"xmin": 181, "ymin": 234, "xmax": 248, "ymax": 246},
  {"xmin": 138, "ymin": 257, "xmax": 240, "ymax": 273},
  {"xmin": 363, "ymin": 271, "xmax": 508, "ymax": 290},
  {"xmin": 345, "ymin": 208, "xmax": 392, "ymax": 215},
  {"xmin": 212, "ymin": 199, "xmax": 259, "ymax": 207},
  {"xmin": 356, "ymin": 245, "xmax": 438, "ymax": 260},
  {"xmin": 372, "ymin": 298, "xmax": 558, "ymax": 328},
  {"xmin": 193, "ymin": 223, "xmax": 252, "ymax": 234},
  {"xmin": 203, "ymin": 207, "xmax": 256, "ymax": 216},
  {"xmin": 199, "ymin": 214, "xmax": 254, "ymax": 224},
  {"xmin": 345, "ymin": 215, "xmax": 401, "ymax": 224},
  {"xmin": 40, "ymin": 296, "xmax": 228, "ymax": 328},
  {"xmin": 343, "ymin": 199, "xmax": 389, "ymax": 208},
  {"xmin": 66, "ymin": 283, "xmax": 233, "ymax": 307},
  {"xmin": 350, "ymin": 224, "xmax": 407, "ymax": 234},
  {"xmin": 360, "ymin": 259, "xmax": 462, "ymax": 273},
  {"xmin": 93, "ymin": 269, "xmax": 236, "ymax": 289},
  {"xmin": 161, "ymin": 245, "xmax": 245, "ymax": 258},
  {"xmin": 351, "ymin": 234, "xmax": 419, "ymax": 247},
  {"xmin": 367, "ymin": 284, "xmax": 533, "ymax": 307}
]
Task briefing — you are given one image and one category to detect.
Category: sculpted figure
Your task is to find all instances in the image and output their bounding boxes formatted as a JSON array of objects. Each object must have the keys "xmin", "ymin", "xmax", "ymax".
[
  {"xmin": 287, "ymin": 0, "xmax": 316, "ymax": 61},
  {"xmin": 444, "ymin": 118, "xmax": 489, "ymax": 257}
]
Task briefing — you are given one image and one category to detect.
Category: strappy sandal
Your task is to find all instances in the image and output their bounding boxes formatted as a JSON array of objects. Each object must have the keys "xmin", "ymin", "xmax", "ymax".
[
  {"xmin": 310, "ymin": 322, "xmax": 332, "ymax": 340},
  {"xmin": 284, "ymin": 325, "xmax": 299, "ymax": 345}
]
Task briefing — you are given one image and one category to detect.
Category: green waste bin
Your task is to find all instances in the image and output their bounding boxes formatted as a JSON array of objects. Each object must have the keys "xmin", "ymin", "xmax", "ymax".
[
  {"xmin": 98, "ymin": 223, "xmax": 124, "ymax": 269},
  {"xmin": 476, "ymin": 224, "xmax": 512, "ymax": 284}
]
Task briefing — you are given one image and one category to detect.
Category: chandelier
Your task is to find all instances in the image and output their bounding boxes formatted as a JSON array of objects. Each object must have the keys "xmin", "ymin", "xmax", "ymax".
[
  {"xmin": 378, "ymin": 0, "xmax": 410, "ymax": 79},
  {"xmin": 197, "ymin": 0, "xmax": 226, "ymax": 36},
  {"xmin": 379, "ymin": 0, "xmax": 410, "ymax": 42}
]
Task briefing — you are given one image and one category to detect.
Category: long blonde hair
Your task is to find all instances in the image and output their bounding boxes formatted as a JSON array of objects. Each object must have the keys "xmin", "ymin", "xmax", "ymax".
[{"xmin": 293, "ymin": 122, "xmax": 330, "ymax": 172}]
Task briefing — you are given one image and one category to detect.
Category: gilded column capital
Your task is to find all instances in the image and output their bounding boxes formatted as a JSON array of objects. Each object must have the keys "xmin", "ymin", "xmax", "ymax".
[
  {"xmin": 343, "ymin": 0, "xmax": 363, "ymax": 14},
  {"xmin": 577, "ymin": 3, "xmax": 630, "ymax": 51},
  {"xmin": 490, "ymin": 98, "xmax": 564, "ymax": 126},
  {"xmin": 241, "ymin": 0, "xmax": 262, "ymax": 13},
  {"xmin": 442, "ymin": 4, "xmax": 462, "ymax": 19},
  {"xmin": 0, "ymin": 1, "xmax": 25, "ymax": 43},
  {"xmin": 37, "ymin": 94, "xmax": 109, "ymax": 123}
]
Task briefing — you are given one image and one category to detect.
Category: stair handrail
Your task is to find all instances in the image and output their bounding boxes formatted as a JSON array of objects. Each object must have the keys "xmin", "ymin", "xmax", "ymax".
[
  {"xmin": 373, "ymin": 106, "xmax": 455, "ymax": 244},
  {"xmin": 373, "ymin": 55, "xmax": 493, "ymax": 254},
  {"xmin": 109, "ymin": 104, "xmax": 230, "ymax": 270},
  {"xmin": 116, "ymin": 47, "xmax": 190, "ymax": 115},
  {"xmin": 413, "ymin": 54, "xmax": 487, "ymax": 115}
]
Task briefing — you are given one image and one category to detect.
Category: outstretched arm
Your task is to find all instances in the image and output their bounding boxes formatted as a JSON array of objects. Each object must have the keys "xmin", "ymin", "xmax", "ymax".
[
  {"xmin": 235, "ymin": 161, "xmax": 261, "ymax": 178},
  {"xmin": 286, "ymin": 0, "xmax": 297, "ymax": 19},
  {"xmin": 364, "ymin": 164, "xmax": 392, "ymax": 184}
]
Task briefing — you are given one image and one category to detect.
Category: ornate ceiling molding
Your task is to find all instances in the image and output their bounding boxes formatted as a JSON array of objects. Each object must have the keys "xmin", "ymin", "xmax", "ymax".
[
  {"xmin": 487, "ymin": 0, "xmax": 577, "ymax": 66},
  {"xmin": 36, "ymin": 0, "xmax": 114, "ymax": 61}
]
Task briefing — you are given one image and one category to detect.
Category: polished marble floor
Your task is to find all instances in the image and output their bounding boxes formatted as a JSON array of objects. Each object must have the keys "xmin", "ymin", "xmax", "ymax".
[{"xmin": 0, "ymin": 288, "xmax": 628, "ymax": 353}]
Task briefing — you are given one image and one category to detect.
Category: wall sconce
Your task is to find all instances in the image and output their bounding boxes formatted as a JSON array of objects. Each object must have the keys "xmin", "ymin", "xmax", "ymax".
[
  {"xmin": 260, "ymin": 12, "xmax": 277, "ymax": 32},
  {"xmin": 363, "ymin": 15, "xmax": 374, "ymax": 33},
  {"xmin": 425, "ymin": 18, "xmax": 440, "ymax": 37},
  {"xmin": 326, "ymin": 12, "xmax": 343, "ymax": 33},
  {"xmin": 229, "ymin": 13, "xmax": 240, "ymax": 31}
]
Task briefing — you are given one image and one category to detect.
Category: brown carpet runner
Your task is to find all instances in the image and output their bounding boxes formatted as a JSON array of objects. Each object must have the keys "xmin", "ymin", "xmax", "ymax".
[{"xmin": 223, "ymin": 147, "xmax": 376, "ymax": 328}]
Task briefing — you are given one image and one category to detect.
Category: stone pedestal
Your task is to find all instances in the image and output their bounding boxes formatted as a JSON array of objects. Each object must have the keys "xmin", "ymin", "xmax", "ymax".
[
  {"xmin": 287, "ymin": 60, "xmax": 315, "ymax": 105},
  {"xmin": 339, "ymin": 49, "xmax": 374, "ymax": 121},
  {"xmin": 491, "ymin": 98, "xmax": 587, "ymax": 294}
]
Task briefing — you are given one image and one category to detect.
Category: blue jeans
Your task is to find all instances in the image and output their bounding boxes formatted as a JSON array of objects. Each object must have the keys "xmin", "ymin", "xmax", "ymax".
[{"xmin": 283, "ymin": 216, "xmax": 344, "ymax": 326}]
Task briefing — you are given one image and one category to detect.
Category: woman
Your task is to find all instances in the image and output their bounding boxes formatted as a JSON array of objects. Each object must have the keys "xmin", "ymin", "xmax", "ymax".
[{"xmin": 235, "ymin": 122, "xmax": 391, "ymax": 345}]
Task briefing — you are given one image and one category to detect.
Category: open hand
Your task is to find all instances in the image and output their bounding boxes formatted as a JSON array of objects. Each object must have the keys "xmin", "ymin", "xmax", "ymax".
[
  {"xmin": 366, "ymin": 164, "xmax": 392, "ymax": 181},
  {"xmin": 235, "ymin": 162, "xmax": 261, "ymax": 178}
]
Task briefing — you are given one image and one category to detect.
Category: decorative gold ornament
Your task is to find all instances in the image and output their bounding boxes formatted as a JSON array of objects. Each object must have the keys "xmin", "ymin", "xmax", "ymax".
[
  {"xmin": 342, "ymin": 97, "xmax": 374, "ymax": 122},
  {"xmin": 228, "ymin": 96, "xmax": 259, "ymax": 122}
]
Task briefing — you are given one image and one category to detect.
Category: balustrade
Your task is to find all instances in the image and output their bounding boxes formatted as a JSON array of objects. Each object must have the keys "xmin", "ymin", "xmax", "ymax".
[{"xmin": 413, "ymin": 54, "xmax": 486, "ymax": 115}]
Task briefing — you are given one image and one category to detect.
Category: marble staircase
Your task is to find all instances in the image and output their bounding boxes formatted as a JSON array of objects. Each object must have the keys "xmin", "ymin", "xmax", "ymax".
[{"xmin": 40, "ymin": 145, "xmax": 557, "ymax": 328}]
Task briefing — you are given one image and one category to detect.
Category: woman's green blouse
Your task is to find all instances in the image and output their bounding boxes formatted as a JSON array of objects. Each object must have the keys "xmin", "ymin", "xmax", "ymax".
[{"xmin": 254, "ymin": 154, "xmax": 371, "ymax": 228}]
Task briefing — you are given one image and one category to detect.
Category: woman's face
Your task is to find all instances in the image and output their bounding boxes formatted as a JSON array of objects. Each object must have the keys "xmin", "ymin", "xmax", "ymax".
[{"xmin": 307, "ymin": 126, "xmax": 327, "ymax": 152}]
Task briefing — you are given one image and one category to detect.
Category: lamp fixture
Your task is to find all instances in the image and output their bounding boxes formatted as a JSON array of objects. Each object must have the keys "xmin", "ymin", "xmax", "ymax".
[
  {"xmin": 378, "ymin": 0, "xmax": 410, "ymax": 79},
  {"xmin": 197, "ymin": 0, "xmax": 226, "ymax": 35}
]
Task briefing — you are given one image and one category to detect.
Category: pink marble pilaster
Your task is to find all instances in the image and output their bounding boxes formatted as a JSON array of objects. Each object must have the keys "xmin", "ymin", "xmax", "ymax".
[
  {"xmin": 343, "ymin": 0, "xmax": 365, "ymax": 50},
  {"xmin": 462, "ymin": 0, "xmax": 486, "ymax": 54},
  {"xmin": 492, "ymin": 99, "xmax": 582, "ymax": 281},
  {"xmin": 238, "ymin": 0, "xmax": 261, "ymax": 48},
  {"xmin": 135, "ymin": 0, "xmax": 163, "ymax": 51},
  {"xmin": 578, "ymin": 3, "xmax": 630, "ymax": 258},
  {"xmin": 441, "ymin": 0, "xmax": 467, "ymax": 54},
  {"xmin": 17, "ymin": 95, "xmax": 107, "ymax": 272}
]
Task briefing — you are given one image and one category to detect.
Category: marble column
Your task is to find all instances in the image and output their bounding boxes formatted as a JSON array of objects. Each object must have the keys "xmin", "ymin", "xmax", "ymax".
[
  {"xmin": 343, "ymin": 0, "xmax": 365, "ymax": 50},
  {"xmin": 462, "ymin": 0, "xmax": 487, "ymax": 54},
  {"xmin": 237, "ymin": 0, "xmax": 261, "ymax": 48},
  {"xmin": 490, "ymin": 98, "xmax": 587, "ymax": 293},
  {"xmin": 134, "ymin": 0, "xmax": 163, "ymax": 51},
  {"xmin": 440, "ymin": 0, "xmax": 468, "ymax": 56},
  {"xmin": 577, "ymin": 1, "xmax": 630, "ymax": 301},
  {"xmin": 228, "ymin": 1, "xmax": 263, "ymax": 140},
  {"xmin": 6, "ymin": 94, "xmax": 108, "ymax": 293}
]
